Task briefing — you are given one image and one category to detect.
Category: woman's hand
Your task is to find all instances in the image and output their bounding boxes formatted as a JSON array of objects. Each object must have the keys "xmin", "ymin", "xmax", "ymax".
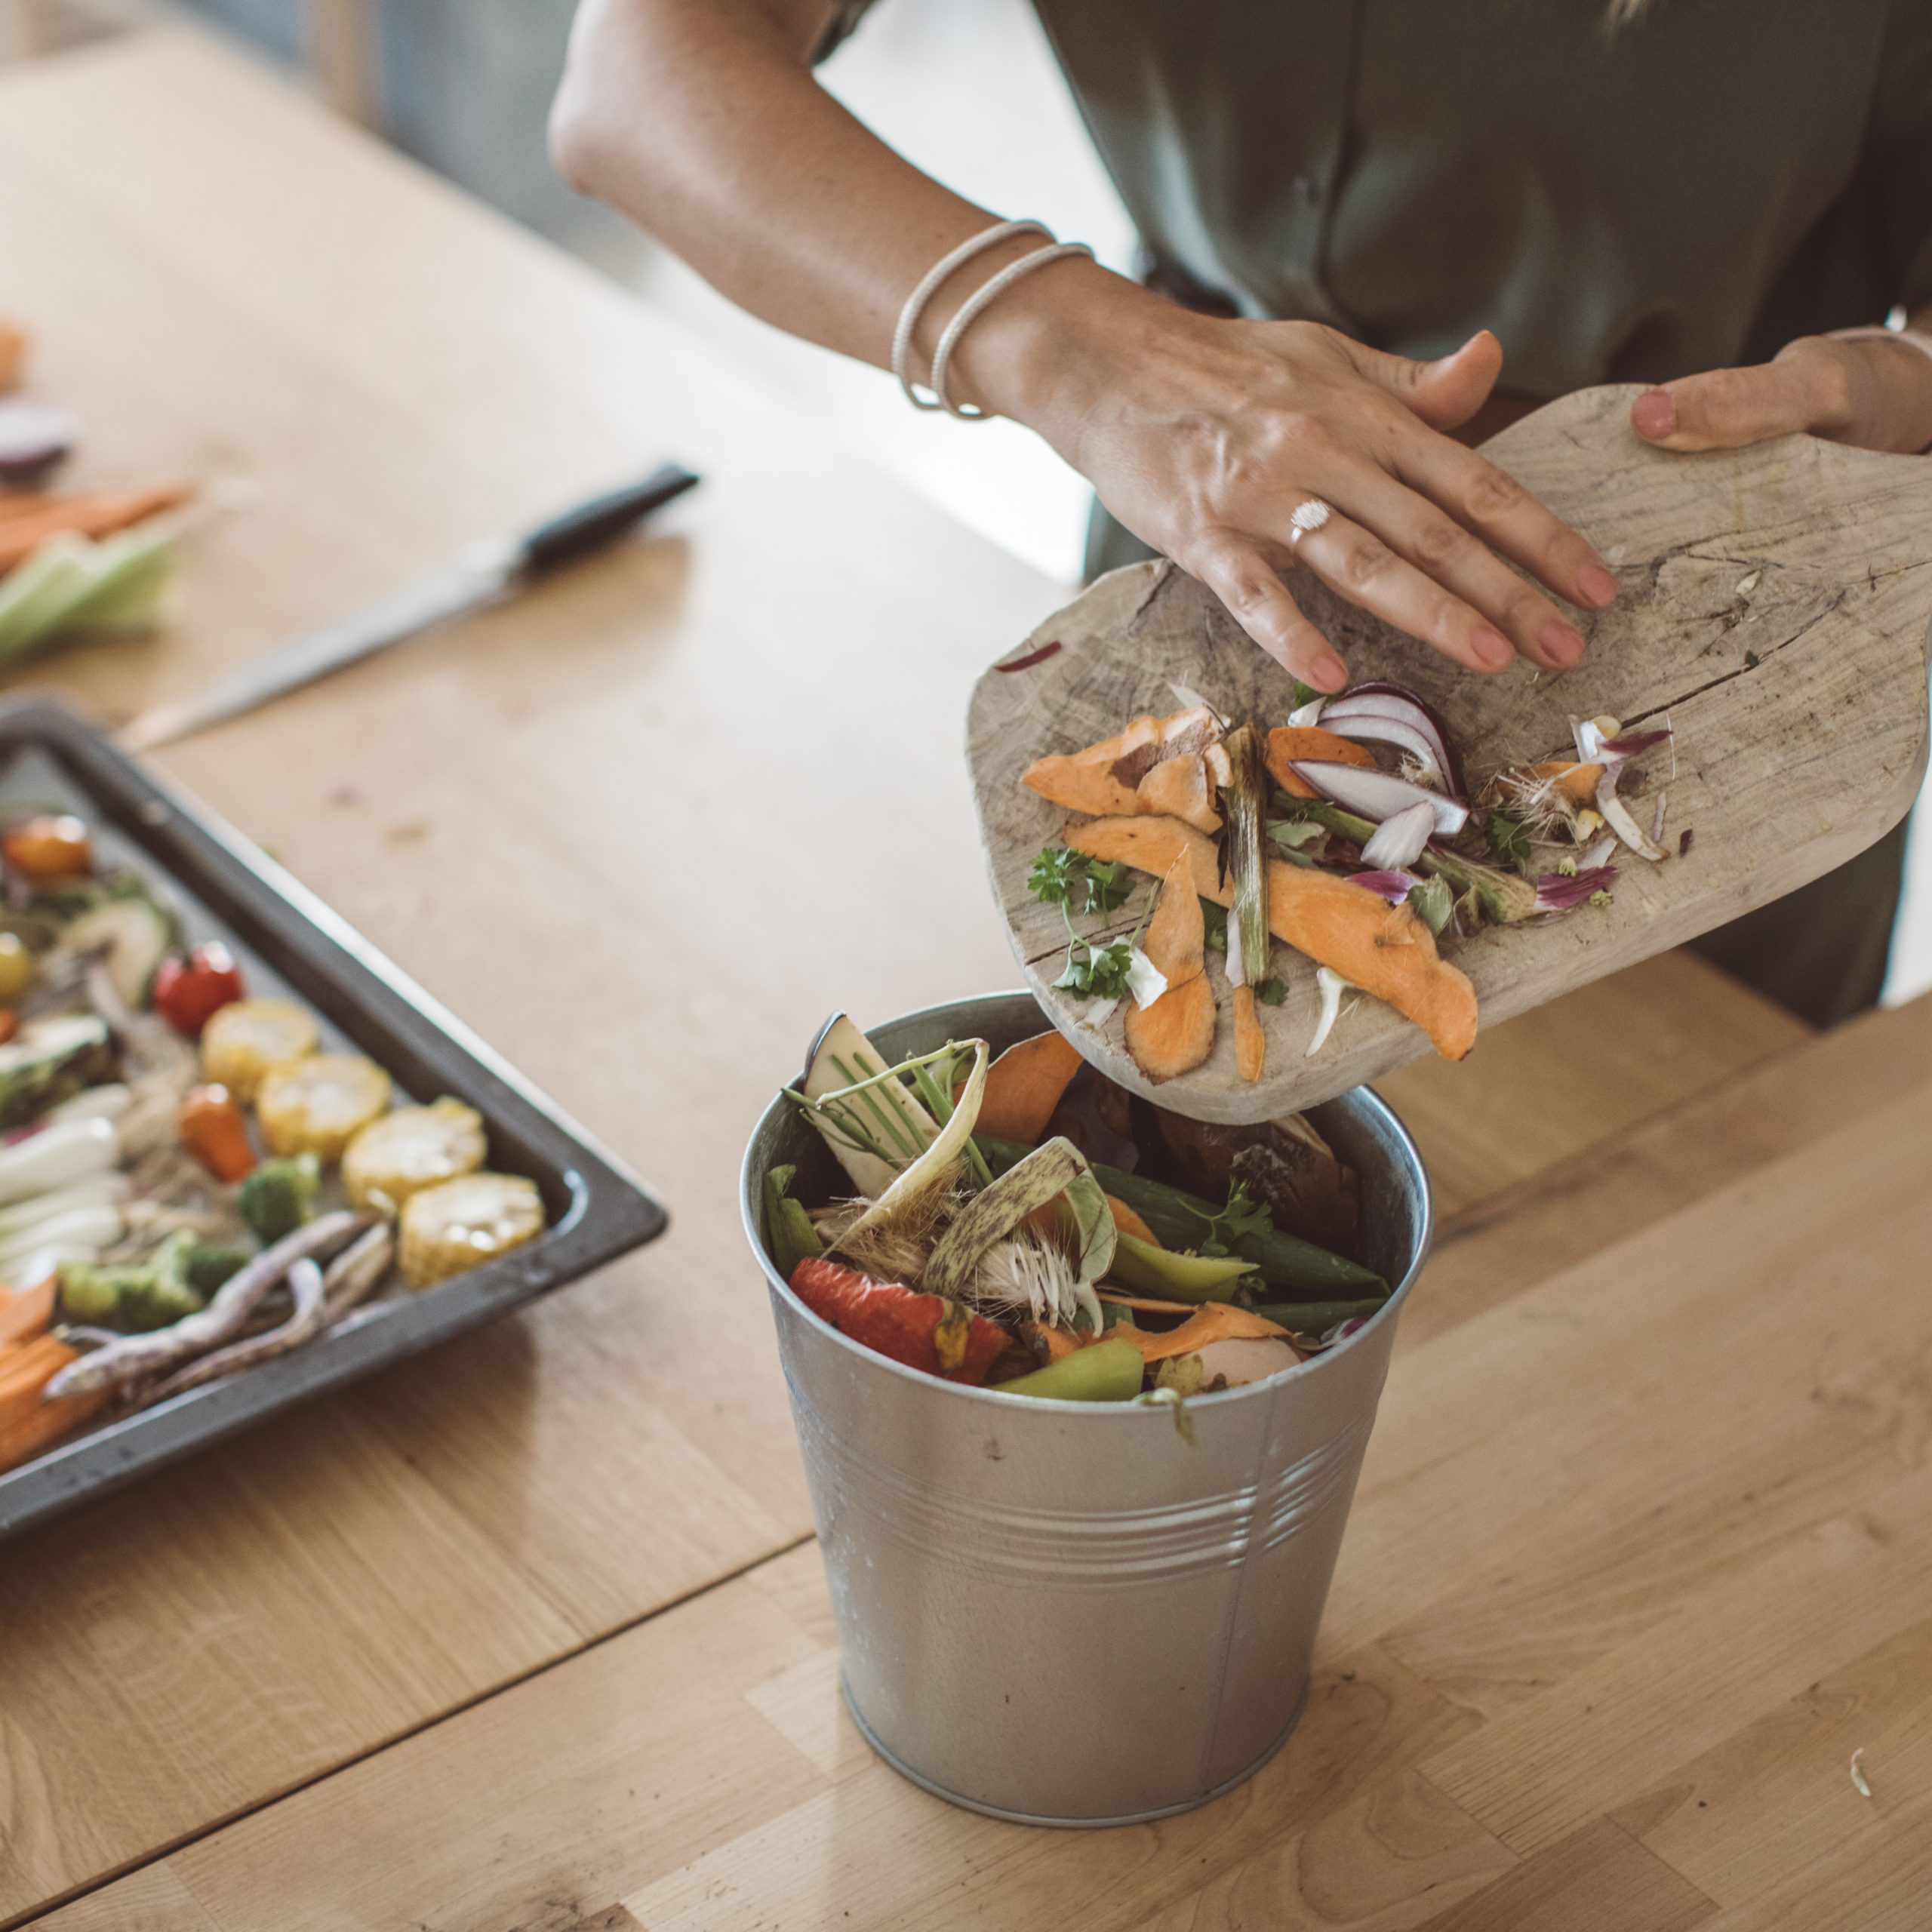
[
  {"xmin": 958, "ymin": 276, "xmax": 1620, "ymax": 693},
  {"xmin": 1632, "ymin": 331, "xmax": 1932, "ymax": 457}
]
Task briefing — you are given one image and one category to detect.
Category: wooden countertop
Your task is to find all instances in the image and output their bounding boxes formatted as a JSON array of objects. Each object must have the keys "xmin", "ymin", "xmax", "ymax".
[{"xmin": 4, "ymin": 29, "xmax": 1924, "ymax": 1932}]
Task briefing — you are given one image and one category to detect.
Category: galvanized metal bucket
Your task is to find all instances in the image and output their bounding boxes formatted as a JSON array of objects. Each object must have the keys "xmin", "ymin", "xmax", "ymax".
[{"xmin": 741, "ymin": 992, "xmax": 1433, "ymax": 1826}]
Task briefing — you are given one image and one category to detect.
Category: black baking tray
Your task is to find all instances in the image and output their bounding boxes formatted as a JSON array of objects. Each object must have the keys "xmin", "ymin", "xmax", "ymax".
[{"xmin": 0, "ymin": 696, "xmax": 668, "ymax": 1541}]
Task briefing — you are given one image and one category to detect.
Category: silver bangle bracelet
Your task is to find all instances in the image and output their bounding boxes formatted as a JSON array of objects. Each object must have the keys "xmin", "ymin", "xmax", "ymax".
[
  {"xmin": 928, "ymin": 239, "xmax": 1094, "ymax": 420},
  {"xmin": 892, "ymin": 218, "xmax": 1051, "ymax": 411}
]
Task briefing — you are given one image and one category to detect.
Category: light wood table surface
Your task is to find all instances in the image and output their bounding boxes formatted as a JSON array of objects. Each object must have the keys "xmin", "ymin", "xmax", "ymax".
[{"xmin": 2, "ymin": 29, "xmax": 1918, "ymax": 1932}]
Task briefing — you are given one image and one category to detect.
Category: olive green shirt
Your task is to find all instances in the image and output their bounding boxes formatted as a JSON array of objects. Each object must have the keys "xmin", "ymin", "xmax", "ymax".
[{"xmin": 829, "ymin": 0, "xmax": 1932, "ymax": 392}]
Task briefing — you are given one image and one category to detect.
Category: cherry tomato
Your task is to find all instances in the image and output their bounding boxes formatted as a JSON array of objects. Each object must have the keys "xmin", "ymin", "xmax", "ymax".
[
  {"xmin": 2, "ymin": 814, "xmax": 91, "ymax": 882},
  {"xmin": 152, "ymin": 943, "xmax": 246, "ymax": 1038},
  {"xmin": 0, "ymin": 934, "xmax": 33, "ymax": 1004},
  {"xmin": 178, "ymin": 1083, "xmax": 257, "ymax": 1183}
]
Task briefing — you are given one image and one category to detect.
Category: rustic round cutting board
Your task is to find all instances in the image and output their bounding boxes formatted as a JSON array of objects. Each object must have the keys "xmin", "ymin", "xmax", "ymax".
[{"xmin": 968, "ymin": 384, "xmax": 1932, "ymax": 1124}]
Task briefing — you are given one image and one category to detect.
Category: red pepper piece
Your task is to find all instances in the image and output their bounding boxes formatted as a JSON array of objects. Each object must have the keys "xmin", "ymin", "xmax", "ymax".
[
  {"xmin": 152, "ymin": 943, "xmax": 246, "ymax": 1038},
  {"xmin": 789, "ymin": 1257, "xmax": 1009, "ymax": 1386},
  {"xmin": 178, "ymin": 1082, "xmax": 257, "ymax": 1183}
]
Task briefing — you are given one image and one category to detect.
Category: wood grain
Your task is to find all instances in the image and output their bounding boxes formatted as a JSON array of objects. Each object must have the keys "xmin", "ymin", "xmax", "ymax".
[
  {"xmin": 34, "ymin": 995, "xmax": 1932, "ymax": 1932},
  {"xmin": 0, "ymin": 26, "xmax": 1044, "ymax": 1920},
  {"xmin": 968, "ymin": 392, "xmax": 1932, "ymax": 1122}
]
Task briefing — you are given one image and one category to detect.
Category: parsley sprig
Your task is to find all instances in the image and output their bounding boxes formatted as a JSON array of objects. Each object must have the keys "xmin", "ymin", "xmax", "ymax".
[
  {"xmin": 1181, "ymin": 1179, "xmax": 1275, "ymax": 1257},
  {"xmin": 1029, "ymin": 846, "xmax": 1147, "ymax": 1001}
]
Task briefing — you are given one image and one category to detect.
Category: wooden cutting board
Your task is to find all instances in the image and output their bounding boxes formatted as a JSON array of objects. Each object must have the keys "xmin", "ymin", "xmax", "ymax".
[{"xmin": 968, "ymin": 383, "xmax": 1932, "ymax": 1124}]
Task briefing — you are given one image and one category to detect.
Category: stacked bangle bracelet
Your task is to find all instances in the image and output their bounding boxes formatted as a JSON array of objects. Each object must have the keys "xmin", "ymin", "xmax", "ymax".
[{"xmin": 893, "ymin": 219, "xmax": 1094, "ymax": 420}]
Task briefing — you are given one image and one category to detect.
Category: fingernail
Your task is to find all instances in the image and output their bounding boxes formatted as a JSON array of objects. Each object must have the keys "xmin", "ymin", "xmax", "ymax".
[
  {"xmin": 1311, "ymin": 654, "xmax": 1349, "ymax": 693},
  {"xmin": 1540, "ymin": 620, "xmax": 1586, "ymax": 667},
  {"xmin": 1472, "ymin": 627, "xmax": 1514, "ymax": 671},
  {"xmin": 1632, "ymin": 389, "xmax": 1675, "ymax": 439},
  {"xmin": 1579, "ymin": 562, "xmax": 1620, "ymax": 608}
]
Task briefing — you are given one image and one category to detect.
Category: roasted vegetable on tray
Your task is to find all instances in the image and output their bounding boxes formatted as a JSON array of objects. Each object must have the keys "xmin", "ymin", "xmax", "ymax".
[
  {"xmin": 767, "ymin": 1010, "xmax": 1392, "ymax": 1409},
  {"xmin": 0, "ymin": 804, "xmax": 550, "ymax": 1475},
  {"xmin": 1020, "ymin": 678, "xmax": 1678, "ymax": 1081}
]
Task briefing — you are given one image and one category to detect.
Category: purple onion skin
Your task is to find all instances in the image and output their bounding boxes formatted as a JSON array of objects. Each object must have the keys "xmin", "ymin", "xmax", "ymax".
[
  {"xmin": 0, "ymin": 400, "xmax": 77, "ymax": 486},
  {"xmin": 1348, "ymin": 869, "xmax": 1423, "ymax": 905},
  {"xmin": 1597, "ymin": 728, "xmax": 1672, "ymax": 761},
  {"xmin": 1534, "ymin": 865, "xmax": 1619, "ymax": 911}
]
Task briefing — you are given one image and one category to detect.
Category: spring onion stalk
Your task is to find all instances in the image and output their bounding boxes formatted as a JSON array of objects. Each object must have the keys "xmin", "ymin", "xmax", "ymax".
[
  {"xmin": 46, "ymin": 1084, "xmax": 132, "ymax": 1126},
  {"xmin": 1278, "ymin": 795, "xmax": 1537, "ymax": 924},
  {"xmin": 0, "ymin": 1201, "xmax": 122, "ymax": 1274},
  {"xmin": 973, "ymin": 1134, "xmax": 1383, "ymax": 1295},
  {"xmin": 1223, "ymin": 725, "xmax": 1271, "ymax": 990},
  {"xmin": 1246, "ymin": 1295, "xmax": 1389, "ymax": 1332},
  {"xmin": 0, "ymin": 1114, "xmax": 118, "ymax": 1203}
]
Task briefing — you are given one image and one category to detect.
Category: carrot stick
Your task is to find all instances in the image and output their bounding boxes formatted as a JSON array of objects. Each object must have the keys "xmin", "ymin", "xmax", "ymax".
[
  {"xmin": 1065, "ymin": 815, "xmax": 1478, "ymax": 1061},
  {"xmin": 0, "ymin": 481, "xmax": 195, "ymax": 573},
  {"xmin": 1104, "ymin": 1195, "xmax": 1159, "ymax": 1245},
  {"xmin": 975, "ymin": 1029, "xmax": 1086, "ymax": 1146},
  {"xmin": 0, "ymin": 1274, "xmax": 54, "ymax": 1349},
  {"xmin": 1266, "ymin": 728, "xmax": 1380, "ymax": 798},
  {"xmin": 0, "ymin": 1332, "xmax": 110, "ymax": 1473},
  {"xmin": 1124, "ymin": 849, "xmax": 1217, "ymax": 1082}
]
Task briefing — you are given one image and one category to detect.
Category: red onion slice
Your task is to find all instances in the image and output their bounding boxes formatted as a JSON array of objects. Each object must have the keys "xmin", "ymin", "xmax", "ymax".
[
  {"xmin": 1359, "ymin": 799, "xmax": 1435, "ymax": 869},
  {"xmin": 1290, "ymin": 760, "xmax": 1469, "ymax": 835},
  {"xmin": 1534, "ymin": 865, "xmax": 1619, "ymax": 911},
  {"xmin": 1324, "ymin": 682, "xmax": 1466, "ymax": 794},
  {"xmin": 0, "ymin": 399, "xmax": 78, "ymax": 485},
  {"xmin": 1318, "ymin": 713, "xmax": 1450, "ymax": 788},
  {"xmin": 1595, "ymin": 768, "xmax": 1668, "ymax": 860},
  {"xmin": 1348, "ymin": 868, "xmax": 1424, "ymax": 905}
]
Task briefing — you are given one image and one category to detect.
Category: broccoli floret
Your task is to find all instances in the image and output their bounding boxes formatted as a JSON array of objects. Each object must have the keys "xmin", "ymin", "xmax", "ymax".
[
  {"xmin": 180, "ymin": 1241, "xmax": 249, "ymax": 1298},
  {"xmin": 237, "ymin": 1153, "xmax": 321, "ymax": 1244},
  {"xmin": 55, "ymin": 1249, "xmax": 204, "ymax": 1333}
]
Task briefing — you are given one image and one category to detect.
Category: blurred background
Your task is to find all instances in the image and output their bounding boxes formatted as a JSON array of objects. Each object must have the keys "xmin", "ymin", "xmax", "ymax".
[{"xmin": 5, "ymin": 0, "xmax": 1929, "ymax": 1000}]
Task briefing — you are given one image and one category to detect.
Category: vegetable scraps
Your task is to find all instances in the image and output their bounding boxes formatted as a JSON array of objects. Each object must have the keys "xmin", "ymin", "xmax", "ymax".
[
  {"xmin": 769, "ymin": 1014, "xmax": 1395, "ymax": 1409},
  {"xmin": 0, "ymin": 804, "xmax": 550, "ymax": 1478},
  {"xmin": 1022, "ymin": 678, "xmax": 1678, "ymax": 1073},
  {"xmin": 0, "ymin": 318, "xmax": 192, "ymax": 662}
]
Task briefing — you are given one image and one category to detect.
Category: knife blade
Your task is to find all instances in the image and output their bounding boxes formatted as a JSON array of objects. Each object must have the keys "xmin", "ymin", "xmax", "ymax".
[{"xmin": 118, "ymin": 462, "xmax": 699, "ymax": 753}]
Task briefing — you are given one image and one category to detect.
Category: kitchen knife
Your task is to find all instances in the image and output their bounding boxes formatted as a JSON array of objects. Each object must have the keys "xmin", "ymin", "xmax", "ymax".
[{"xmin": 117, "ymin": 462, "xmax": 700, "ymax": 753}]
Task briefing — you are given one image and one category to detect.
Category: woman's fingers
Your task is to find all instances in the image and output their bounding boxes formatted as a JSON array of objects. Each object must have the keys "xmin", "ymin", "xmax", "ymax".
[
  {"xmin": 1630, "ymin": 346, "xmax": 1845, "ymax": 451},
  {"xmin": 1188, "ymin": 537, "xmax": 1351, "ymax": 690},
  {"xmin": 1336, "ymin": 463, "xmax": 1589, "ymax": 668},
  {"xmin": 1286, "ymin": 509, "xmax": 1517, "ymax": 675},
  {"xmin": 1342, "ymin": 330, "xmax": 1503, "ymax": 434},
  {"xmin": 1388, "ymin": 428, "xmax": 1620, "ymax": 612}
]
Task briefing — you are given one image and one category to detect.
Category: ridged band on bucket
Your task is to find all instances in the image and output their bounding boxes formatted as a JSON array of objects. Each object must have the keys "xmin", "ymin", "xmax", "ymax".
[{"xmin": 787, "ymin": 1369, "xmax": 1377, "ymax": 1587}]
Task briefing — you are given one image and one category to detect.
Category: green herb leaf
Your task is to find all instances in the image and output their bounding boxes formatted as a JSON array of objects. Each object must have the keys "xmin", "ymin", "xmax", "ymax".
[
  {"xmin": 1486, "ymin": 811, "xmax": 1534, "ymax": 877},
  {"xmin": 1255, "ymin": 976, "xmax": 1288, "ymax": 1007},
  {"xmin": 1199, "ymin": 897, "xmax": 1229, "ymax": 953},
  {"xmin": 1084, "ymin": 940, "xmax": 1137, "ymax": 1002},
  {"xmin": 1028, "ymin": 845, "xmax": 1083, "ymax": 907},
  {"xmin": 1406, "ymin": 874, "xmax": 1454, "ymax": 935},
  {"xmin": 1080, "ymin": 858, "xmax": 1136, "ymax": 917},
  {"xmin": 1184, "ymin": 1177, "xmax": 1276, "ymax": 1257},
  {"xmin": 1291, "ymin": 678, "xmax": 1321, "ymax": 710}
]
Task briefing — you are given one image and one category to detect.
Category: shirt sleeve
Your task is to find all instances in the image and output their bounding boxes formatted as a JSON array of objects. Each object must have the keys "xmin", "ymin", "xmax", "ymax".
[
  {"xmin": 814, "ymin": 0, "xmax": 882, "ymax": 63},
  {"xmin": 1874, "ymin": 1, "xmax": 1932, "ymax": 307}
]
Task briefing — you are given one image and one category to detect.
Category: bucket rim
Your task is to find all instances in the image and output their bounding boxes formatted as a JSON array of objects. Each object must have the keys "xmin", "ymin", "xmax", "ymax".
[{"xmin": 740, "ymin": 988, "xmax": 1434, "ymax": 1417}]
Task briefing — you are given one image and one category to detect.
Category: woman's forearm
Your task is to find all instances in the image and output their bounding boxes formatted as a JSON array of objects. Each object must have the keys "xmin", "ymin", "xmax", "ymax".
[
  {"xmin": 553, "ymin": 0, "xmax": 1614, "ymax": 690},
  {"xmin": 549, "ymin": 0, "xmax": 1131, "ymax": 398}
]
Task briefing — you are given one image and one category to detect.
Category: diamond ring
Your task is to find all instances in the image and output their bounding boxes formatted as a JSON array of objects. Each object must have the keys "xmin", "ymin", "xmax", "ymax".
[{"xmin": 1287, "ymin": 497, "xmax": 1332, "ymax": 545}]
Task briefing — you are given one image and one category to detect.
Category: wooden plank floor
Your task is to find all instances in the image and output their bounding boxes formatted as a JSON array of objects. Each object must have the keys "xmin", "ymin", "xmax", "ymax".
[{"xmin": 32, "ymin": 995, "xmax": 1928, "ymax": 1932}]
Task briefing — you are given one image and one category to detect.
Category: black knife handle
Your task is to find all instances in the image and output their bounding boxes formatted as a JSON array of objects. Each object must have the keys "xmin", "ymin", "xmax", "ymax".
[{"xmin": 520, "ymin": 462, "xmax": 701, "ymax": 575}]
